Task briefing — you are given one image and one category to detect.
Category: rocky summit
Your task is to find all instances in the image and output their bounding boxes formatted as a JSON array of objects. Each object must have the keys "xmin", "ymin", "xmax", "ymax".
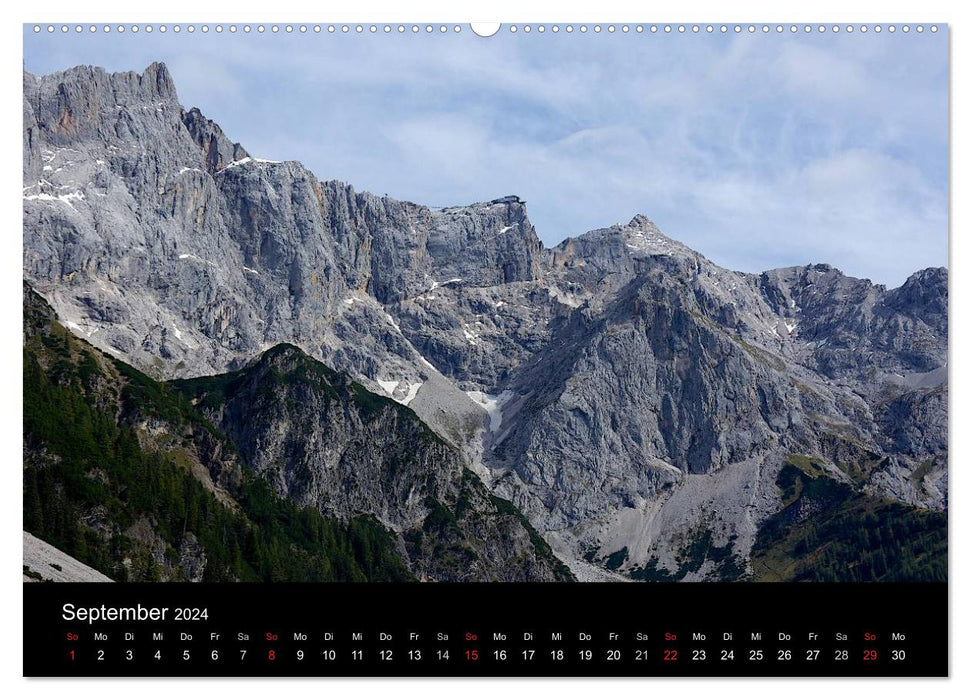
[{"xmin": 23, "ymin": 63, "xmax": 947, "ymax": 582}]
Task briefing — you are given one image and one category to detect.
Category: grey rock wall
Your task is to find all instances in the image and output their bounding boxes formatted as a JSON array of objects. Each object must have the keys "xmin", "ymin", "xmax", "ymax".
[{"xmin": 23, "ymin": 62, "xmax": 948, "ymax": 580}]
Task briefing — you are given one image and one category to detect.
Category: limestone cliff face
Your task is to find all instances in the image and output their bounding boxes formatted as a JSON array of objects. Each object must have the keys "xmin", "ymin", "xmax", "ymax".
[{"xmin": 24, "ymin": 63, "xmax": 947, "ymax": 581}]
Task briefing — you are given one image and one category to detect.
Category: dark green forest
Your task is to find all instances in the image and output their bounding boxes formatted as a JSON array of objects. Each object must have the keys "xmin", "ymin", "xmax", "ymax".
[{"xmin": 750, "ymin": 457, "xmax": 947, "ymax": 582}]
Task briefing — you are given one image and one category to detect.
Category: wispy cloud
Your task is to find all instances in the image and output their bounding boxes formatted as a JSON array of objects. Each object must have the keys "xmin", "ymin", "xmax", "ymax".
[{"xmin": 23, "ymin": 27, "xmax": 947, "ymax": 287}]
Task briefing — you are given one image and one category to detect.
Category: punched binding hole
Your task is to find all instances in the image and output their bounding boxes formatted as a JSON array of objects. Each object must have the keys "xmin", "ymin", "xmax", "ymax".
[{"xmin": 470, "ymin": 23, "xmax": 501, "ymax": 38}]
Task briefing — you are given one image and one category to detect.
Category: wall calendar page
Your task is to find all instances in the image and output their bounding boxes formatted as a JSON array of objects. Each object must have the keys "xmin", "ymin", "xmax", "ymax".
[{"xmin": 20, "ymin": 17, "xmax": 949, "ymax": 680}]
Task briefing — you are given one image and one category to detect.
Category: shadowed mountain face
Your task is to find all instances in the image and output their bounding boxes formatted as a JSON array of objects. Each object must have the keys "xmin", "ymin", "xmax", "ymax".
[
  {"xmin": 22, "ymin": 285, "xmax": 570, "ymax": 582},
  {"xmin": 23, "ymin": 63, "xmax": 947, "ymax": 581}
]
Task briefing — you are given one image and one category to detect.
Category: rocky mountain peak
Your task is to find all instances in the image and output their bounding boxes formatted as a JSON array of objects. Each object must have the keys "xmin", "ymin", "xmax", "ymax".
[
  {"xmin": 888, "ymin": 266, "xmax": 948, "ymax": 317},
  {"xmin": 259, "ymin": 341, "xmax": 310, "ymax": 363},
  {"xmin": 181, "ymin": 106, "xmax": 250, "ymax": 175},
  {"xmin": 24, "ymin": 62, "xmax": 180, "ymax": 139},
  {"xmin": 421, "ymin": 194, "xmax": 544, "ymax": 289},
  {"xmin": 435, "ymin": 193, "xmax": 533, "ymax": 235},
  {"xmin": 141, "ymin": 61, "xmax": 177, "ymax": 100},
  {"xmin": 239, "ymin": 342, "xmax": 353, "ymax": 395},
  {"xmin": 488, "ymin": 194, "xmax": 524, "ymax": 205},
  {"xmin": 627, "ymin": 213, "xmax": 658, "ymax": 230},
  {"xmin": 904, "ymin": 265, "xmax": 948, "ymax": 285}
]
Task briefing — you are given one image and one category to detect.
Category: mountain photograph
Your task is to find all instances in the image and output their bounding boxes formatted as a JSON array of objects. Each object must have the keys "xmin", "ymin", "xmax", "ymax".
[{"xmin": 22, "ymin": 32, "xmax": 946, "ymax": 583}]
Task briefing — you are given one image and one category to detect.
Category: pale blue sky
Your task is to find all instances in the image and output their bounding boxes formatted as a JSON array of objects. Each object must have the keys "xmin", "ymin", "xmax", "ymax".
[{"xmin": 24, "ymin": 25, "xmax": 948, "ymax": 287}]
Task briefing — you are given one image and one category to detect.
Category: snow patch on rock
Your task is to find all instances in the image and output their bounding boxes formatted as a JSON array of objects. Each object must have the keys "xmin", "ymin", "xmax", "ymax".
[{"xmin": 466, "ymin": 390, "xmax": 514, "ymax": 432}]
